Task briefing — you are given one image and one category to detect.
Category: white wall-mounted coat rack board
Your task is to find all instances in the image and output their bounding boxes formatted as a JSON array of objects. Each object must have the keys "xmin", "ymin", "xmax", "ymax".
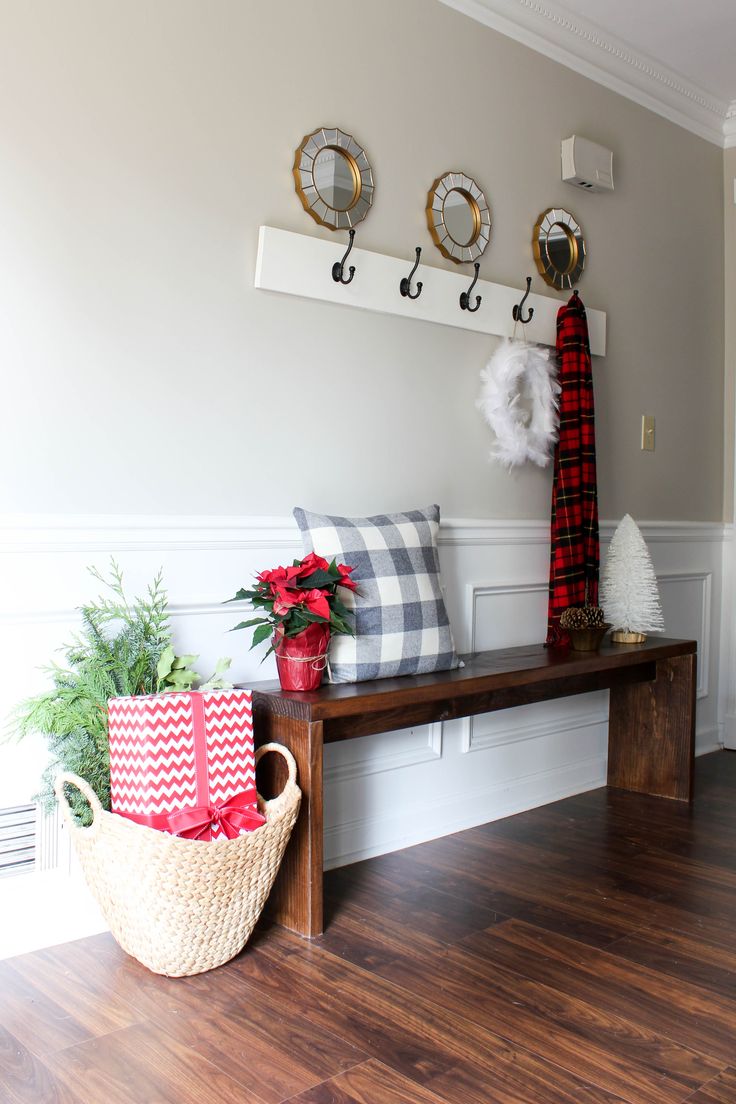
[{"xmin": 255, "ymin": 226, "xmax": 606, "ymax": 357}]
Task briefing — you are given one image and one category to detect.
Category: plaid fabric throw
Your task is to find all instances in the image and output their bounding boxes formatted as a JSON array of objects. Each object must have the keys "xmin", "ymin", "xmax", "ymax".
[{"xmin": 545, "ymin": 292, "xmax": 600, "ymax": 646}]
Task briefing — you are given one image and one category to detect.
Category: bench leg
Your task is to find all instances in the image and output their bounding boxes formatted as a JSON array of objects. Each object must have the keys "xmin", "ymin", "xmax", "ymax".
[
  {"xmin": 254, "ymin": 714, "xmax": 324, "ymax": 937},
  {"xmin": 608, "ymin": 653, "xmax": 696, "ymax": 802}
]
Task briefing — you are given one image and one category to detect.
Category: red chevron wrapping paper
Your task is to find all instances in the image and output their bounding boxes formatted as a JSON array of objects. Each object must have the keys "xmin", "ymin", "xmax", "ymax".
[{"xmin": 107, "ymin": 689, "xmax": 263, "ymax": 841}]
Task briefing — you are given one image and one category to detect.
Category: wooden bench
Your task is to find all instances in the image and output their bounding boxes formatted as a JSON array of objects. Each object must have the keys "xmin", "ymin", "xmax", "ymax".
[{"xmin": 250, "ymin": 636, "xmax": 696, "ymax": 938}]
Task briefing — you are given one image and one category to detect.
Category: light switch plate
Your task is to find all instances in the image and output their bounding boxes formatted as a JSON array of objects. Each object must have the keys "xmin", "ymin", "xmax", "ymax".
[{"xmin": 641, "ymin": 414, "xmax": 655, "ymax": 451}]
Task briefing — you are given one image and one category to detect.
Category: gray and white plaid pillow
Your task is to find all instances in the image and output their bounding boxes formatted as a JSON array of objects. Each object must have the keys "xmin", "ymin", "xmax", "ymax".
[{"xmin": 293, "ymin": 504, "xmax": 460, "ymax": 684}]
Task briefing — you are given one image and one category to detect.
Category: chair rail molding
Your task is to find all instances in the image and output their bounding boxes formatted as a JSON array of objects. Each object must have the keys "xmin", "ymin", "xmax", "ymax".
[{"xmin": 0, "ymin": 514, "xmax": 726, "ymax": 553}]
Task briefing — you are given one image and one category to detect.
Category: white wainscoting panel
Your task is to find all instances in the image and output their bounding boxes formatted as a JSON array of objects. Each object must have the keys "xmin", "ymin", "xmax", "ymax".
[
  {"xmin": 0, "ymin": 513, "xmax": 727, "ymax": 954},
  {"xmin": 465, "ymin": 579, "xmax": 549, "ymax": 650},
  {"xmin": 325, "ymin": 724, "xmax": 443, "ymax": 787},
  {"xmin": 657, "ymin": 572, "xmax": 711, "ymax": 699},
  {"xmin": 460, "ymin": 577, "xmax": 608, "ymax": 769}
]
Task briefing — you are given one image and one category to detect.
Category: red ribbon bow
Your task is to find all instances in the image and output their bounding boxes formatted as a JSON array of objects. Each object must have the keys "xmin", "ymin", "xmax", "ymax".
[{"xmin": 125, "ymin": 787, "xmax": 265, "ymax": 839}]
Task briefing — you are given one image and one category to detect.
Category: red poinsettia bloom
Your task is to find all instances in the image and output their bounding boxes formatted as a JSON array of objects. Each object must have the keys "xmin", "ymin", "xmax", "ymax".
[
  {"xmin": 336, "ymin": 563, "xmax": 357, "ymax": 591},
  {"xmin": 271, "ymin": 585, "xmax": 302, "ymax": 616},
  {"xmin": 257, "ymin": 564, "xmax": 302, "ymax": 586},
  {"xmin": 228, "ymin": 553, "xmax": 356, "ymax": 655},
  {"xmin": 297, "ymin": 551, "xmax": 331, "ymax": 577},
  {"xmin": 300, "ymin": 588, "xmax": 331, "ymax": 620}
]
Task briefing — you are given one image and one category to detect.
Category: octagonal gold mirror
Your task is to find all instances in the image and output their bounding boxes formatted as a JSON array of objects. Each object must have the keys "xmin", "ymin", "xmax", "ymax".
[
  {"xmin": 293, "ymin": 126, "xmax": 374, "ymax": 231},
  {"xmin": 426, "ymin": 171, "xmax": 491, "ymax": 264},
  {"xmin": 532, "ymin": 208, "xmax": 586, "ymax": 289}
]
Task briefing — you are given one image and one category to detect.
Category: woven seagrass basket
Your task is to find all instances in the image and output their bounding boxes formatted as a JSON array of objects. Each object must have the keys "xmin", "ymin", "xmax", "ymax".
[{"xmin": 54, "ymin": 743, "xmax": 300, "ymax": 977}]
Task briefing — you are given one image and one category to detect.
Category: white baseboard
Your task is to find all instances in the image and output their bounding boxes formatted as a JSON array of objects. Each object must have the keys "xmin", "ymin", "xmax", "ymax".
[
  {"xmin": 324, "ymin": 753, "xmax": 606, "ymax": 869},
  {"xmin": 0, "ymin": 868, "xmax": 106, "ymax": 961},
  {"xmin": 722, "ymin": 714, "xmax": 736, "ymax": 751},
  {"xmin": 696, "ymin": 726, "xmax": 724, "ymax": 756},
  {"xmin": 324, "ymin": 724, "xmax": 725, "ymax": 870}
]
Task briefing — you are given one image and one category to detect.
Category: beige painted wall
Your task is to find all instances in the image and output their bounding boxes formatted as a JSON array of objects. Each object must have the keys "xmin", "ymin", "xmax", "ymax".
[
  {"xmin": 0, "ymin": 0, "xmax": 725, "ymax": 520},
  {"xmin": 724, "ymin": 149, "xmax": 736, "ymax": 522}
]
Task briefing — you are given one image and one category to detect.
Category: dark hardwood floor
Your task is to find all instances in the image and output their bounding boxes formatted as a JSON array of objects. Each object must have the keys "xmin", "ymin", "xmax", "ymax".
[{"xmin": 2, "ymin": 751, "xmax": 736, "ymax": 1103}]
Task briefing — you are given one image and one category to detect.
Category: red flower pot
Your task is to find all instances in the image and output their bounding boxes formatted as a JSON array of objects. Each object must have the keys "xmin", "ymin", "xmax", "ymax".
[{"xmin": 273, "ymin": 622, "xmax": 330, "ymax": 692}]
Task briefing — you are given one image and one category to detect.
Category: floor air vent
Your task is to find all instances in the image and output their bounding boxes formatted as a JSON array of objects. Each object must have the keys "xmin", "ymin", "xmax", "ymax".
[{"xmin": 0, "ymin": 804, "xmax": 37, "ymax": 877}]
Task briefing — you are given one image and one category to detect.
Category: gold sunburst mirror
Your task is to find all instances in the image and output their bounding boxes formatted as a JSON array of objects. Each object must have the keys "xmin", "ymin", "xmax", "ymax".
[
  {"xmin": 532, "ymin": 208, "xmax": 586, "ymax": 289},
  {"xmin": 293, "ymin": 126, "xmax": 374, "ymax": 231},
  {"xmin": 426, "ymin": 171, "xmax": 491, "ymax": 264}
]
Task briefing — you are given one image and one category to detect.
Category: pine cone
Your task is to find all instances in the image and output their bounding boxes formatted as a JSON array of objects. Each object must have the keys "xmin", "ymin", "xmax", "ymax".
[{"xmin": 560, "ymin": 605, "xmax": 605, "ymax": 629}]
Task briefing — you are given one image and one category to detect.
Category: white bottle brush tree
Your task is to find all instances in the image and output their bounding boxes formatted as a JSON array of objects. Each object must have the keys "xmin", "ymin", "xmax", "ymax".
[{"xmin": 600, "ymin": 514, "xmax": 664, "ymax": 641}]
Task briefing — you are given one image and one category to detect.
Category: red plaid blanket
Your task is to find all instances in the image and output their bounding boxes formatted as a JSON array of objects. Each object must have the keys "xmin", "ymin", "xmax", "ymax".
[{"xmin": 545, "ymin": 292, "xmax": 599, "ymax": 646}]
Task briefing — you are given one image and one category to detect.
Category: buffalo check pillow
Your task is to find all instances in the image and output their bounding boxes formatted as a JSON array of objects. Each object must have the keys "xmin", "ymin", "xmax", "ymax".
[{"xmin": 293, "ymin": 504, "xmax": 460, "ymax": 683}]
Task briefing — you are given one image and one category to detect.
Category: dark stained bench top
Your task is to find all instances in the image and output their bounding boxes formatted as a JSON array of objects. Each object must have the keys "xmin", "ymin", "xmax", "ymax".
[{"xmin": 250, "ymin": 637, "xmax": 696, "ymax": 742}]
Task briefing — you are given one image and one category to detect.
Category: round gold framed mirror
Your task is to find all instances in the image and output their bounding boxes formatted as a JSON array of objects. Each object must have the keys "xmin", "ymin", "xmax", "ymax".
[
  {"xmin": 532, "ymin": 208, "xmax": 585, "ymax": 289},
  {"xmin": 426, "ymin": 171, "xmax": 491, "ymax": 263},
  {"xmin": 293, "ymin": 126, "xmax": 374, "ymax": 231}
]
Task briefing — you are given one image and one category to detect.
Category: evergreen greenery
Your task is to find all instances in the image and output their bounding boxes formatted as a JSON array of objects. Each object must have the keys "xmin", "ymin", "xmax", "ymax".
[{"xmin": 12, "ymin": 562, "xmax": 171, "ymax": 824}]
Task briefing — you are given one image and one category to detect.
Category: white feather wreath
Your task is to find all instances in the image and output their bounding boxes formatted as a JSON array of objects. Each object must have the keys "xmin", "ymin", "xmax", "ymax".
[{"xmin": 476, "ymin": 338, "xmax": 560, "ymax": 468}]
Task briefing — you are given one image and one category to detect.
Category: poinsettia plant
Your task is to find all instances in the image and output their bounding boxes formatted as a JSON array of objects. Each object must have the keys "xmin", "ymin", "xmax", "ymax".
[{"xmin": 227, "ymin": 552, "xmax": 356, "ymax": 655}]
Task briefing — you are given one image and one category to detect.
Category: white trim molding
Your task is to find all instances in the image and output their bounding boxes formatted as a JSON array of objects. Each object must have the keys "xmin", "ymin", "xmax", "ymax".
[
  {"xmin": 439, "ymin": 0, "xmax": 733, "ymax": 147},
  {"xmin": 723, "ymin": 714, "xmax": 736, "ymax": 750},
  {"xmin": 464, "ymin": 578, "xmax": 548, "ymax": 641},
  {"xmin": 0, "ymin": 515, "xmax": 301, "ymax": 555},
  {"xmin": 725, "ymin": 102, "xmax": 736, "ymax": 149},
  {"xmin": 325, "ymin": 723, "xmax": 443, "ymax": 786},
  {"xmin": 0, "ymin": 514, "xmax": 727, "ymax": 554},
  {"xmin": 464, "ymin": 707, "xmax": 608, "ymax": 755},
  {"xmin": 720, "ymin": 523, "xmax": 736, "ymax": 749}
]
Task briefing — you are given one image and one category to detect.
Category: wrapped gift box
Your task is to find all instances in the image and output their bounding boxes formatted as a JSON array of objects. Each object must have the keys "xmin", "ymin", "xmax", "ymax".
[{"xmin": 108, "ymin": 689, "xmax": 265, "ymax": 840}]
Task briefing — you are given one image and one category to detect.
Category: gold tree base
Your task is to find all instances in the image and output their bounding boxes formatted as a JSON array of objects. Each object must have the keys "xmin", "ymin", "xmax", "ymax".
[
  {"xmin": 567, "ymin": 623, "xmax": 611, "ymax": 652},
  {"xmin": 611, "ymin": 630, "xmax": 647, "ymax": 644}
]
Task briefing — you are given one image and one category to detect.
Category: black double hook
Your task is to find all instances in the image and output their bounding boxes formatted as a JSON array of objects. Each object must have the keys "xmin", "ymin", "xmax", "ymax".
[
  {"xmin": 332, "ymin": 228, "xmax": 356, "ymax": 284},
  {"xmin": 459, "ymin": 263, "xmax": 481, "ymax": 313},
  {"xmin": 512, "ymin": 276, "xmax": 534, "ymax": 324},
  {"xmin": 400, "ymin": 247, "xmax": 423, "ymax": 300}
]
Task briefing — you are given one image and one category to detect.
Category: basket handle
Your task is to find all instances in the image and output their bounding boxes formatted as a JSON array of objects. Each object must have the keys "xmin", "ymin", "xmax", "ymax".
[
  {"xmin": 54, "ymin": 772, "xmax": 104, "ymax": 839},
  {"xmin": 255, "ymin": 742, "xmax": 299, "ymax": 812}
]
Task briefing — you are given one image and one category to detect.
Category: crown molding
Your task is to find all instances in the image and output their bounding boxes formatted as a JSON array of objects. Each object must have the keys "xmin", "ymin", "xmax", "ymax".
[
  {"xmin": 439, "ymin": 0, "xmax": 732, "ymax": 148},
  {"xmin": 725, "ymin": 102, "xmax": 736, "ymax": 149}
]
